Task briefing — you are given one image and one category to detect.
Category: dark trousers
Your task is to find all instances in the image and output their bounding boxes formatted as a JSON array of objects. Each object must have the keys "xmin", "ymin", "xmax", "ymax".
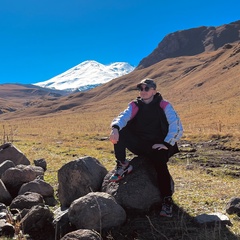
[{"xmin": 114, "ymin": 126, "xmax": 173, "ymax": 198}]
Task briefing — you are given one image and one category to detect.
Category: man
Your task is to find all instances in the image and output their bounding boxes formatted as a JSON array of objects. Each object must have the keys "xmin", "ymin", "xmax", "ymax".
[{"xmin": 109, "ymin": 78, "xmax": 183, "ymax": 217}]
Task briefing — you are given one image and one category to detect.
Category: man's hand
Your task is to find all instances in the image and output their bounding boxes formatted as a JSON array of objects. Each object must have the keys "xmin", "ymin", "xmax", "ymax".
[
  {"xmin": 109, "ymin": 128, "xmax": 119, "ymax": 144},
  {"xmin": 152, "ymin": 143, "xmax": 168, "ymax": 150}
]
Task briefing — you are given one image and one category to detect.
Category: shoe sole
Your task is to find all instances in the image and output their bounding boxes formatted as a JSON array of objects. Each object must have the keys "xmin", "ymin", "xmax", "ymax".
[
  {"xmin": 160, "ymin": 213, "xmax": 173, "ymax": 218},
  {"xmin": 109, "ymin": 165, "xmax": 133, "ymax": 182},
  {"xmin": 160, "ymin": 211, "xmax": 173, "ymax": 218}
]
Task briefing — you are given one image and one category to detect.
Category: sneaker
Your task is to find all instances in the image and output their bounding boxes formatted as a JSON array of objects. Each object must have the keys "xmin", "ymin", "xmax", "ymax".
[
  {"xmin": 109, "ymin": 160, "xmax": 133, "ymax": 182},
  {"xmin": 160, "ymin": 196, "xmax": 173, "ymax": 217}
]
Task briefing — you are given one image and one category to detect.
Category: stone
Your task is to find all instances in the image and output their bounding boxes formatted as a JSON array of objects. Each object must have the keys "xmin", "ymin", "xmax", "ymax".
[
  {"xmin": 0, "ymin": 142, "xmax": 30, "ymax": 165},
  {"xmin": 58, "ymin": 156, "xmax": 108, "ymax": 207},
  {"xmin": 60, "ymin": 229, "xmax": 101, "ymax": 240},
  {"xmin": 102, "ymin": 156, "xmax": 174, "ymax": 212},
  {"xmin": 68, "ymin": 192, "xmax": 126, "ymax": 231}
]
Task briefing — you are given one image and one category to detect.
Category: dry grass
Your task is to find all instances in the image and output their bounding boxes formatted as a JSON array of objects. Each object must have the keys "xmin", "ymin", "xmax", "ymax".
[
  {"xmin": 0, "ymin": 108, "xmax": 239, "ymax": 239},
  {"xmin": 171, "ymin": 164, "xmax": 240, "ymax": 237}
]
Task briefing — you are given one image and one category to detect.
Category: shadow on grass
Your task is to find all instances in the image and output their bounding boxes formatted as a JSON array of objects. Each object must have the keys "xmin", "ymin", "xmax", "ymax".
[{"xmin": 102, "ymin": 203, "xmax": 238, "ymax": 240}]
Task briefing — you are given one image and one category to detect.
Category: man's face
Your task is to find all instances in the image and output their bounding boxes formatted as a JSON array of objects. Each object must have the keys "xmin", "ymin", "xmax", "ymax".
[{"xmin": 138, "ymin": 84, "xmax": 156, "ymax": 102}]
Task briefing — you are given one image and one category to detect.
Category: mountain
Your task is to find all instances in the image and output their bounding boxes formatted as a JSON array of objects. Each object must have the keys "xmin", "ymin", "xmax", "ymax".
[
  {"xmin": 34, "ymin": 60, "xmax": 135, "ymax": 91},
  {"xmin": 0, "ymin": 20, "xmax": 239, "ymax": 132},
  {"xmin": 138, "ymin": 20, "xmax": 240, "ymax": 69}
]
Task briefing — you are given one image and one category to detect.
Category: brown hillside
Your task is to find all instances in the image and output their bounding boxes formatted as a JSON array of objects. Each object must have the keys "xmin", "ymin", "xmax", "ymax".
[
  {"xmin": 0, "ymin": 84, "xmax": 67, "ymax": 114},
  {"xmin": 1, "ymin": 42, "xmax": 239, "ymax": 135}
]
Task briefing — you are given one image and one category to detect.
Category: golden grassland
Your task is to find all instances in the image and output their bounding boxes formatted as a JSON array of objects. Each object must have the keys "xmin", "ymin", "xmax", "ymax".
[{"xmin": 0, "ymin": 109, "xmax": 239, "ymax": 238}]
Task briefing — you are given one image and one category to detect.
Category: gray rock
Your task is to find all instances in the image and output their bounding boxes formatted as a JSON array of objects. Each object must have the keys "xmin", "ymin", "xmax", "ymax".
[
  {"xmin": 10, "ymin": 192, "xmax": 44, "ymax": 210},
  {"xmin": 60, "ymin": 229, "xmax": 101, "ymax": 240},
  {"xmin": 53, "ymin": 207, "xmax": 75, "ymax": 240},
  {"xmin": 68, "ymin": 192, "xmax": 126, "ymax": 231},
  {"xmin": 195, "ymin": 212, "xmax": 231, "ymax": 226},
  {"xmin": 20, "ymin": 205, "xmax": 54, "ymax": 238},
  {"xmin": 0, "ymin": 220, "xmax": 15, "ymax": 238},
  {"xmin": 58, "ymin": 156, "xmax": 108, "ymax": 207},
  {"xmin": 1, "ymin": 164, "xmax": 44, "ymax": 197},
  {"xmin": 0, "ymin": 211, "xmax": 7, "ymax": 220},
  {"xmin": 0, "ymin": 203, "xmax": 7, "ymax": 212},
  {"xmin": 226, "ymin": 197, "xmax": 240, "ymax": 216},
  {"xmin": 0, "ymin": 142, "xmax": 30, "ymax": 165},
  {"xmin": 0, "ymin": 160, "xmax": 15, "ymax": 177},
  {"xmin": 0, "ymin": 179, "xmax": 12, "ymax": 205},
  {"xmin": 18, "ymin": 178, "xmax": 54, "ymax": 197},
  {"xmin": 34, "ymin": 158, "xmax": 47, "ymax": 171},
  {"xmin": 102, "ymin": 156, "xmax": 173, "ymax": 211}
]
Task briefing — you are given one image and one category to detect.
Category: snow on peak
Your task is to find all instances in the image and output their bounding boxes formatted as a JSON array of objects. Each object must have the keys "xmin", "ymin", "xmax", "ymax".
[{"xmin": 34, "ymin": 60, "xmax": 135, "ymax": 91}]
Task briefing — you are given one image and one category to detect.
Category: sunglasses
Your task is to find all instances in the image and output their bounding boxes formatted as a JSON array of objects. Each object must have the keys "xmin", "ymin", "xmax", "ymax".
[{"xmin": 138, "ymin": 86, "xmax": 152, "ymax": 92}]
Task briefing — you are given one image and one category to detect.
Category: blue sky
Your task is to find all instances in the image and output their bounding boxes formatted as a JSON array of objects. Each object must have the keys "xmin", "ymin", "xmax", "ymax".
[{"xmin": 0, "ymin": 0, "xmax": 239, "ymax": 84}]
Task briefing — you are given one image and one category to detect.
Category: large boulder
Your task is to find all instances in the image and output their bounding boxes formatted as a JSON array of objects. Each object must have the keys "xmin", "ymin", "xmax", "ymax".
[
  {"xmin": 102, "ymin": 156, "xmax": 174, "ymax": 212},
  {"xmin": 1, "ymin": 165, "xmax": 44, "ymax": 197},
  {"xmin": 0, "ymin": 143, "xmax": 30, "ymax": 165},
  {"xmin": 68, "ymin": 192, "xmax": 126, "ymax": 231},
  {"xmin": 58, "ymin": 156, "xmax": 108, "ymax": 207}
]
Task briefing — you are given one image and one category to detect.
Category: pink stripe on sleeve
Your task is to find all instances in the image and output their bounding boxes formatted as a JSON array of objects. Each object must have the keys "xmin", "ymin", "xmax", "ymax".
[
  {"xmin": 130, "ymin": 102, "xmax": 139, "ymax": 119},
  {"xmin": 160, "ymin": 100, "xmax": 169, "ymax": 109}
]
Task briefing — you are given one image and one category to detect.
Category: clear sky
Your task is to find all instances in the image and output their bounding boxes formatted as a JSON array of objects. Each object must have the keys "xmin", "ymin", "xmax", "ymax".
[{"xmin": 0, "ymin": 0, "xmax": 239, "ymax": 84}]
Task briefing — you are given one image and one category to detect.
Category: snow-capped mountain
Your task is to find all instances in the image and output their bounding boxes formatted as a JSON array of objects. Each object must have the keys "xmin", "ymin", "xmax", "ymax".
[{"xmin": 34, "ymin": 60, "xmax": 135, "ymax": 92}]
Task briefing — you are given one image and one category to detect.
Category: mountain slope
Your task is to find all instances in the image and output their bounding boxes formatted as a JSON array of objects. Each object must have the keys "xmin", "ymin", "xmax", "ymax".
[
  {"xmin": 2, "ymin": 42, "xmax": 239, "ymax": 132},
  {"xmin": 138, "ymin": 20, "xmax": 240, "ymax": 69},
  {"xmin": 0, "ymin": 21, "xmax": 239, "ymax": 133},
  {"xmin": 0, "ymin": 84, "xmax": 68, "ymax": 113}
]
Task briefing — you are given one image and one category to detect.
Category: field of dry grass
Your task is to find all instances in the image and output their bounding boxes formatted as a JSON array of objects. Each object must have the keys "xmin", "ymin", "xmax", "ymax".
[
  {"xmin": 0, "ymin": 42, "xmax": 239, "ymax": 239},
  {"xmin": 0, "ymin": 108, "xmax": 239, "ymax": 239}
]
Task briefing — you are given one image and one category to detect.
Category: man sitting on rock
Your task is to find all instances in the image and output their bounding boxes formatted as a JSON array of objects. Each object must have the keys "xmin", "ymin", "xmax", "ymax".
[{"xmin": 109, "ymin": 78, "xmax": 183, "ymax": 217}]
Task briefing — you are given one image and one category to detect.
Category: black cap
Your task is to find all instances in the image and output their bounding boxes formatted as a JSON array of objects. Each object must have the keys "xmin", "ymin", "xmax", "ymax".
[{"xmin": 137, "ymin": 78, "xmax": 156, "ymax": 90}]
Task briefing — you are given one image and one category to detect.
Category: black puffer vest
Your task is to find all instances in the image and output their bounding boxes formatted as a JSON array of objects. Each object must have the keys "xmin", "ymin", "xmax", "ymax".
[{"xmin": 128, "ymin": 93, "xmax": 168, "ymax": 143}]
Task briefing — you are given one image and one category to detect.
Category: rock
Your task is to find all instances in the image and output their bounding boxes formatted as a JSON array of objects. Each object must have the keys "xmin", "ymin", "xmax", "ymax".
[
  {"xmin": 58, "ymin": 156, "xmax": 108, "ymax": 207},
  {"xmin": 53, "ymin": 207, "xmax": 75, "ymax": 240},
  {"xmin": 226, "ymin": 197, "xmax": 240, "ymax": 216},
  {"xmin": 10, "ymin": 192, "xmax": 44, "ymax": 210},
  {"xmin": 0, "ymin": 179, "xmax": 12, "ymax": 205},
  {"xmin": 195, "ymin": 212, "xmax": 231, "ymax": 226},
  {"xmin": 0, "ymin": 142, "xmax": 30, "ymax": 165},
  {"xmin": 1, "ymin": 164, "xmax": 44, "ymax": 197},
  {"xmin": 44, "ymin": 196, "xmax": 58, "ymax": 207},
  {"xmin": 68, "ymin": 192, "xmax": 126, "ymax": 231},
  {"xmin": 0, "ymin": 211, "xmax": 7, "ymax": 220},
  {"xmin": 0, "ymin": 160, "xmax": 15, "ymax": 177},
  {"xmin": 60, "ymin": 229, "xmax": 101, "ymax": 240},
  {"xmin": 0, "ymin": 203, "xmax": 7, "ymax": 212},
  {"xmin": 20, "ymin": 205, "xmax": 54, "ymax": 239},
  {"xmin": 18, "ymin": 178, "xmax": 54, "ymax": 198},
  {"xmin": 34, "ymin": 158, "xmax": 47, "ymax": 171},
  {"xmin": 0, "ymin": 220, "xmax": 15, "ymax": 238},
  {"xmin": 102, "ymin": 156, "xmax": 172, "ymax": 211}
]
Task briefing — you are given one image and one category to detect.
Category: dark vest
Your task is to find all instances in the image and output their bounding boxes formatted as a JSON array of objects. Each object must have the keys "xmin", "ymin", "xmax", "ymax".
[
  {"xmin": 130, "ymin": 94, "xmax": 168, "ymax": 143},
  {"xmin": 129, "ymin": 93, "xmax": 179, "ymax": 157}
]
